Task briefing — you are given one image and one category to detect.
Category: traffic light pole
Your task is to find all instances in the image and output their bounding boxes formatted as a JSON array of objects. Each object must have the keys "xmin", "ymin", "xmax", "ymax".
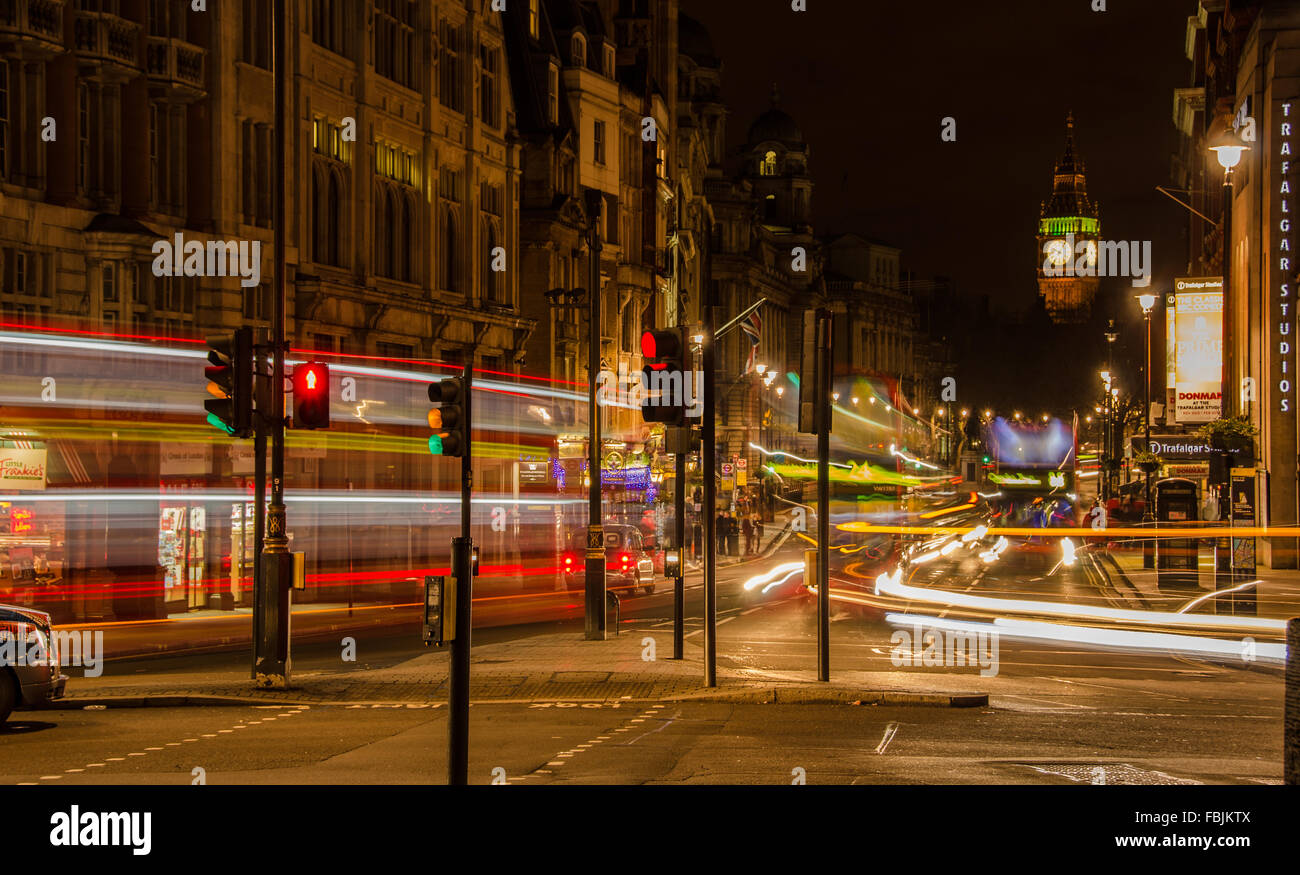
[
  {"xmin": 448, "ymin": 361, "xmax": 473, "ymax": 785},
  {"xmin": 251, "ymin": 345, "xmax": 267, "ymax": 679},
  {"xmin": 673, "ymin": 436, "xmax": 685, "ymax": 660},
  {"xmin": 585, "ymin": 190, "xmax": 606, "ymax": 640},
  {"xmin": 816, "ymin": 312, "xmax": 832, "ymax": 682},
  {"xmin": 255, "ymin": 0, "xmax": 291, "ymax": 688},
  {"xmin": 702, "ymin": 222, "xmax": 718, "ymax": 688}
]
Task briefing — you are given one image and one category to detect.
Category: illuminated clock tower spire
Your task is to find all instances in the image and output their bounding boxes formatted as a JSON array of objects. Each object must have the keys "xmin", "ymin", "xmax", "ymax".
[{"xmin": 1036, "ymin": 112, "xmax": 1101, "ymax": 323}]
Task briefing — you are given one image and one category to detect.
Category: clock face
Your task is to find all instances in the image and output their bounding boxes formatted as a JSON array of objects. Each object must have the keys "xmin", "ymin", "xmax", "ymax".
[
  {"xmin": 1045, "ymin": 239, "xmax": 1070, "ymax": 267},
  {"xmin": 1083, "ymin": 240, "xmax": 1097, "ymax": 266}
]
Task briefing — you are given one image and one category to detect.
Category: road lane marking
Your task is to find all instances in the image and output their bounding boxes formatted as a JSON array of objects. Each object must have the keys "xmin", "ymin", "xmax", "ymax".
[{"xmin": 875, "ymin": 722, "xmax": 900, "ymax": 754}]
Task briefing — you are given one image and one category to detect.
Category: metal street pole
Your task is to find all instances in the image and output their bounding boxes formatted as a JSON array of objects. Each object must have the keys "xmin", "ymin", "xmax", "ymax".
[
  {"xmin": 1287, "ymin": 617, "xmax": 1300, "ymax": 784},
  {"xmin": 1104, "ymin": 325, "xmax": 1117, "ymax": 503},
  {"xmin": 673, "ymin": 445, "xmax": 685, "ymax": 660},
  {"xmin": 1216, "ymin": 169, "xmax": 1234, "ymax": 597},
  {"xmin": 1143, "ymin": 309, "xmax": 1155, "ymax": 570},
  {"xmin": 584, "ymin": 190, "xmax": 605, "ymax": 640},
  {"xmin": 448, "ymin": 361, "xmax": 473, "ymax": 786},
  {"xmin": 255, "ymin": 0, "xmax": 291, "ymax": 688},
  {"xmin": 250, "ymin": 345, "xmax": 266, "ymax": 678},
  {"xmin": 702, "ymin": 222, "xmax": 717, "ymax": 687},
  {"xmin": 816, "ymin": 311, "xmax": 832, "ymax": 682}
]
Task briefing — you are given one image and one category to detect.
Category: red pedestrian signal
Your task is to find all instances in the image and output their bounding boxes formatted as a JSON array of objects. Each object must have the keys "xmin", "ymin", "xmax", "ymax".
[
  {"xmin": 292, "ymin": 362, "xmax": 331, "ymax": 429},
  {"xmin": 640, "ymin": 328, "xmax": 688, "ymax": 425}
]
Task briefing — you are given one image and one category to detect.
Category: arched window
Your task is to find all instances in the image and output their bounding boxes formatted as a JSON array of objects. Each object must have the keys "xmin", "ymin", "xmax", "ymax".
[
  {"xmin": 385, "ymin": 188, "xmax": 398, "ymax": 278},
  {"xmin": 760, "ymin": 150, "xmax": 777, "ymax": 176},
  {"xmin": 327, "ymin": 171, "xmax": 341, "ymax": 265},
  {"xmin": 442, "ymin": 207, "xmax": 461, "ymax": 292},
  {"xmin": 763, "ymin": 194, "xmax": 777, "ymax": 222},
  {"xmin": 373, "ymin": 185, "xmax": 389, "ymax": 276},
  {"xmin": 482, "ymin": 219, "xmax": 503, "ymax": 303},
  {"xmin": 571, "ymin": 33, "xmax": 586, "ymax": 67},
  {"xmin": 311, "ymin": 167, "xmax": 324, "ymax": 263},
  {"xmin": 401, "ymin": 195, "xmax": 414, "ymax": 282}
]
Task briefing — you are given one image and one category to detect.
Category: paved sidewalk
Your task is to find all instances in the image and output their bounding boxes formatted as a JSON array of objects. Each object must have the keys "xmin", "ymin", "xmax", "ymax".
[
  {"xmin": 1105, "ymin": 545, "xmax": 1300, "ymax": 619},
  {"xmin": 52, "ymin": 625, "xmax": 986, "ymax": 709}
]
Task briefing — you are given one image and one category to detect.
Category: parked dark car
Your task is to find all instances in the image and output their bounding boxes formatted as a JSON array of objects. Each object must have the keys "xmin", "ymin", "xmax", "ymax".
[
  {"xmin": 561, "ymin": 525, "xmax": 656, "ymax": 596},
  {"xmin": 0, "ymin": 605, "xmax": 67, "ymax": 724}
]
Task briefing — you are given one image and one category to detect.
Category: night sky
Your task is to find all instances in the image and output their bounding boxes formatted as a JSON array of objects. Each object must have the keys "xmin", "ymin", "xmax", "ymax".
[{"xmin": 683, "ymin": 0, "xmax": 1196, "ymax": 323}]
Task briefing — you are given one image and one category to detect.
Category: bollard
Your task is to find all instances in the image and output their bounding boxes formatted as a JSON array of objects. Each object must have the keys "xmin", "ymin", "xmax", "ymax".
[{"xmin": 1287, "ymin": 617, "xmax": 1300, "ymax": 785}]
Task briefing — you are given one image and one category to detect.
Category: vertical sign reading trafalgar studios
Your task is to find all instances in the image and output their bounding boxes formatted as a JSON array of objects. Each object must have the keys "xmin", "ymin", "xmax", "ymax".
[
  {"xmin": 1173, "ymin": 277, "xmax": 1224, "ymax": 423},
  {"xmin": 1266, "ymin": 94, "xmax": 1297, "ymax": 567}
]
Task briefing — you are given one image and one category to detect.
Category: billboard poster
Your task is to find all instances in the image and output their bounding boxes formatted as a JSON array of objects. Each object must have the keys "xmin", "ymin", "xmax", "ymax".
[
  {"xmin": 0, "ymin": 447, "xmax": 47, "ymax": 491},
  {"xmin": 1173, "ymin": 278, "xmax": 1223, "ymax": 423}
]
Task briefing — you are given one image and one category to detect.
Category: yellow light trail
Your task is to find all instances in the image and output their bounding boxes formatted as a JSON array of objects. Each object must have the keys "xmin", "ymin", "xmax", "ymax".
[{"xmin": 836, "ymin": 522, "xmax": 1299, "ymax": 538}]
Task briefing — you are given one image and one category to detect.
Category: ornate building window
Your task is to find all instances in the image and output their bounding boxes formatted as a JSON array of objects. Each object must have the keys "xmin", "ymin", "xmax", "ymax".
[
  {"xmin": 439, "ymin": 167, "xmax": 463, "ymax": 293},
  {"xmin": 312, "ymin": 0, "xmax": 347, "ymax": 57},
  {"xmin": 374, "ymin": 178, "xmax": 416, "ymax": 283},
  {"xmin": 480, "ymin": 44, "xmax": 500, "ymax": 129},
  {"xmin": 374, "ymin": 0, "xmax": 417, "ymax": 88},
  {"xmin": 310, "ymin": 165, "xmax": 344, "ymax": 268},
  {"xmin": 593, "ymin": 119, "xmax": 606, "ymax": 166},
  {"xmin": 481, "ymin": 217, "xmax": 504, "ymax": 304},
  {"xmin": 242, "ymin": 120, "xmax": 272, "ymax": 227},
  {"xmin": 241, "ymin": 0, "xmax": 272, "ymax": 68},
  {"xmin": 439, "ymin": 19, "xmax": 464, "ymax": 113},
  {"xmin": 150, "ymin": 101, "xmax": 186, "ymax": 215},
  {"xmin": 547, "ymin": 64, "xmax": 559, "ymax": 124},
  {"xmin": 571, "ymin": 33, "xmax": 586, "ymax": 68},
  {"xmin": 760, "ymin": 150, "xmax": 777, "ymax": 176}
]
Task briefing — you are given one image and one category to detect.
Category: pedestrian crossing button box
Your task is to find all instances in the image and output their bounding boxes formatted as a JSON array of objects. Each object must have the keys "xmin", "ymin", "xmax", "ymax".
[{"xmin": 423, "ymin": 575, "xmax": 445, "ymax": 646}]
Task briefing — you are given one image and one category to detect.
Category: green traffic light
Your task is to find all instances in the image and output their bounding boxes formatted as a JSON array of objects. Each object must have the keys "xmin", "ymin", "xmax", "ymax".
[
  {"xmin": 428, "ymin": 434, "xmax": 443, "ymax": 455},
  {"xmin": 207, "ymin": 412, "xmax": 237, "ymax": 436}
]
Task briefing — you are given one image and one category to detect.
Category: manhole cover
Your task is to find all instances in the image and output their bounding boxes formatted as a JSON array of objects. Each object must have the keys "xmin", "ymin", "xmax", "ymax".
[{"xmin": 1021, "ymin": 763, "xmax": 1200, "ymax": 785}]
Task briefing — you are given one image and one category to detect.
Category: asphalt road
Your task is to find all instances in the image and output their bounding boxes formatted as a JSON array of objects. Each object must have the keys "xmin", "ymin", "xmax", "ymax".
[
  {"xmin": 2, "ymin": 690, "xmax": 1279, "ymax": 785},
  {"xmin": 6, "ymin": 538, "xmax": 1285, "ymax": 785}
]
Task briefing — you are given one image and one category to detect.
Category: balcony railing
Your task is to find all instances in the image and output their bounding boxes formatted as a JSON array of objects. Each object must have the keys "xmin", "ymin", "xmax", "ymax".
[
  {"xmin": 0, "ymin": 0, "xmax": 65, "ymax": 51},
  {"xmin": 73, "ymin": 10, "xmax": 140, "ymax": 67},
  {"xmin": 145, "ymin": 35, "xmax": 206, "ymax": 94}
]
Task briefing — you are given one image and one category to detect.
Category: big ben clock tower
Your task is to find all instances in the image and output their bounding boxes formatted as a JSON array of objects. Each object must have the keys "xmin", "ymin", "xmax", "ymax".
[{"xmin": 1037, "ymin": 113, "xmax": 1101, "ymax": 323}]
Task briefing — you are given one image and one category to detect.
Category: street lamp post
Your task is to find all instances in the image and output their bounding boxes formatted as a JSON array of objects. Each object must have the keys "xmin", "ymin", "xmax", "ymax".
[
  {"xmin": 1209, "ymin": 126, "xmax": 1250, "ymax": 601},
  {"xmin": 584, "ymin": 189, "xmax": 605, "ymax": 641},
  {"xmin": 1210, "ymin": 129, "xmax": 1248, "ymax": 420},
  {"xmin": 1138, "ymin": 293, "xmax": 1157, "ymax": 569},
  {"xmin": 1103, "ymin": 322, "xmax": 1118, "ymax": 502}
]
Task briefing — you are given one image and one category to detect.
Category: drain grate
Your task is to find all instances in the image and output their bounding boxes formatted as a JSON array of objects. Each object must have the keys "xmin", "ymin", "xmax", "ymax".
[{"xmin": 1021, "ymin": 763, "xmax": 1201, "ymax": 785}]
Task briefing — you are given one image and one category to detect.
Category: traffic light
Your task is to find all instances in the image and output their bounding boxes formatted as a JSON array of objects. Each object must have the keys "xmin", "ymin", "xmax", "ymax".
[
  {"xmin": 292, "ymin": 362, "xmax": 331, "ymax": 429},
  {"xmin": 204, "ymin": 327, "xmax": 253, "ymax": 438},
  {"xmin": 640, "ymin": 327, "xmax": 687, "ymax": 425},
  {"xmin": 428, "ymin": 377, "xmax": 467, "ymax": 457}
]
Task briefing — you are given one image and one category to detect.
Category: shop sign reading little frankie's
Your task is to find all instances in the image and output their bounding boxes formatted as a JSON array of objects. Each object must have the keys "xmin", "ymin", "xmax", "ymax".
[{"xmin": 0, "ymin": 448, "xmax": 47, "ymax": 490}]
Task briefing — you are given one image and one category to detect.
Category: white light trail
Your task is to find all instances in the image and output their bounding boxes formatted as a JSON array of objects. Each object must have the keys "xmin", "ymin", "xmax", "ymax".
[
  {"xmin": 743, "ymin": 561, "xmax": 806, "ymax": 592},
  {"xmin": 882, "ymin": 612, "xmax": 1285, "ymax": 664},
  {"xmin": 874, "ymin": 566, "xmax": 1283, "ymax": 634}
]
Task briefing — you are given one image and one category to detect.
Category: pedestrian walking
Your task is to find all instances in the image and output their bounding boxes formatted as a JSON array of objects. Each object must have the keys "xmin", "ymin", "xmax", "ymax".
[{"xmin": 741, "ymin": 516, "xmax": 754, "ymax": 555}]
